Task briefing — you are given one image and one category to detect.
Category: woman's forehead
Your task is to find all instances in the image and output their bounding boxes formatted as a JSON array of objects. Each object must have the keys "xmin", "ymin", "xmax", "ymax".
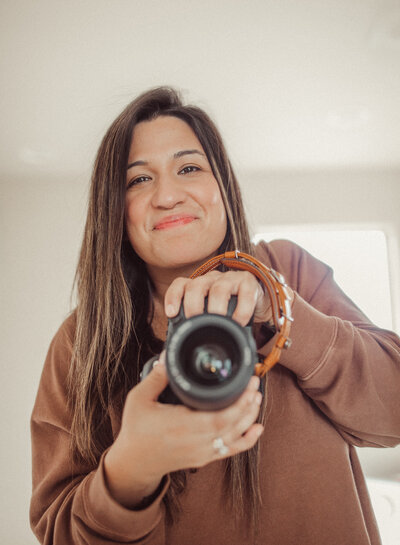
[{"xmin": 130, "ymin": 116, "xmax": 203, "ymax": 157}]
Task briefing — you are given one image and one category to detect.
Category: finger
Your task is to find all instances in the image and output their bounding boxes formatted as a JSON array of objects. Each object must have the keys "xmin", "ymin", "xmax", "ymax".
[
  {"xmin": 157, "ymin": 350, "xmax": 166, "ymax": 365},
  {"xmin": 216, "ymin": 379, "xmax": 261, "ymax": 438},
  {"xmin": 181, "ymin": 276, "xmax": 213, "ymax": 318},
  {"xmin": 135, "ymin": 357, "xmax": 169, "ymax": 402},
  {"xmin": 228, "ymin": 423, "xmax": 264, "ymax": 455},
  {"xmin": 204, "ymin": 271, "xmax": 259, "ymax": 326},
  {"xmin": 206, "ymin": 271, "xmax": 242, "ymax": 316},
  {"xmin": 165, "ymin": 273, "xmax": 221, "ymax": 318},
  {"xmin": 164, "ymin": 277, "xmax": 189, "ymax": 318},
  {"xmin": 206, "ymin": 283, "xmax": 236, "ymax": 316},
  {"xmin": 223, "ymin": 391, "xmax": 263, "ymax": 444},
  {"xmin": 211, "ymin": 422, "xmax": 264, "ymax": 461},
  {"xmin": 231, "ymin": 277, "xmax": 260, "ymax": 326},
  {"xmin": 197, "ymin": 376, "xmax": 260, "ymax": 437},
  {"xmin": 253, "ymin": 284, "xmax": 274, "ymax": 324}
]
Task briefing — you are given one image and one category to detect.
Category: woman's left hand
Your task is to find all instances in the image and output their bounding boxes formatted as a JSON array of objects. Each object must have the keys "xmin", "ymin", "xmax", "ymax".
[{"xmin": 164, "ymin": 270, "xmax": 273, "ymax": 325}]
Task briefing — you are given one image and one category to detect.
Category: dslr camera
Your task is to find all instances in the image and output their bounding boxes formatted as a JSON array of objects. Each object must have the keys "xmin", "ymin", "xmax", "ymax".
[{"xmin": 141, "ymin": 296, "xmax": 261, "ymax": 410}]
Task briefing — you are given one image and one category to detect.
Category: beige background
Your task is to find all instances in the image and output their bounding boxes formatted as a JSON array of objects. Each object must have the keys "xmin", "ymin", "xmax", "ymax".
[{"xmin": 1, "ymin": 1, "xmax": 400, "ymax": 543}]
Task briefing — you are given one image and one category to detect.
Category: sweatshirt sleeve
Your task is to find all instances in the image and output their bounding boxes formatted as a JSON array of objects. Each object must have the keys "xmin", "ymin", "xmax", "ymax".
[
  {"xmin": 30, "ymin": 314, "xmax": 169, "ymax": 545},
  {"xmin": 256, "ymin": 239, "xmax": 400, "ymax": 448}
]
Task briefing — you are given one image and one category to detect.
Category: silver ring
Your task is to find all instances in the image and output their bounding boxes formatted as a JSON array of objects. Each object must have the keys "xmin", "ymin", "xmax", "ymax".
[{"xmin": 212, "ymin": 437, "xmax": 229, "ymax": 456}]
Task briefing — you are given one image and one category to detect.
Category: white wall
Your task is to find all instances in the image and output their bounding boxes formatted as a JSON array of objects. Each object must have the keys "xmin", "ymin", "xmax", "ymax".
[
  {"xmin": 0, "ymin": 174, "xmax": 86, "ymax": 543},
  {"xmin": 1, "ymin": 168, "xmax": 399, "ymax": 543},
  {"xmin": 240, "ymin": 168, "xmax": 400, "ymax": 330}
]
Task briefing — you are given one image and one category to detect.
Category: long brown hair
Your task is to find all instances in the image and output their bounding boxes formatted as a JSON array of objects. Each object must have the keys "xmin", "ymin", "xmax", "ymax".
[{"xmin": 69, "ymin": 86, "xmax": 264, "ymax": 530}]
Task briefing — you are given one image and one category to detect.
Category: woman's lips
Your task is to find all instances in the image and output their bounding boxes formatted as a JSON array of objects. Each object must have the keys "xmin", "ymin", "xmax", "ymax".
[{"xmin": 153, "ymin": 215, "xmax": 197, "ymax": 230}]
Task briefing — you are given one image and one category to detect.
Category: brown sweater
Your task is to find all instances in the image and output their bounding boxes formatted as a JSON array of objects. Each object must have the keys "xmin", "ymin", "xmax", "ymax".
[{"xmin": 30, "ymin": 240, "xmax": 400, "ymax": 545}]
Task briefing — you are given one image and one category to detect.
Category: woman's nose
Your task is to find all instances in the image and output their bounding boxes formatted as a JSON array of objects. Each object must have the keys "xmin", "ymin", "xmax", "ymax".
[{"xmin": 151, "ymin": 174, "xmax": 186, "ymax": 209}]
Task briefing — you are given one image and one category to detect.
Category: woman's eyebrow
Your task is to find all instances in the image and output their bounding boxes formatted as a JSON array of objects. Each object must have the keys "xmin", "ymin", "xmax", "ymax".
[
  {"xmin": 127, "ymin": 149, "xmax": 205, "ymax": 171},
  {"xmin": 126, "ymin": 159, "xmax": 147, "ymax": 170},
  {"xmin": 173, "ymin": 149, "xmax": 205, "ymax": 159}
]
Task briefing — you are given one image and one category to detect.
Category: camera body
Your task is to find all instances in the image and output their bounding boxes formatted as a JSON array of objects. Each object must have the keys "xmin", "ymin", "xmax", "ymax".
[{"xmin": 141, "ymin": 297, "xmax": 259, "ymax": 410}]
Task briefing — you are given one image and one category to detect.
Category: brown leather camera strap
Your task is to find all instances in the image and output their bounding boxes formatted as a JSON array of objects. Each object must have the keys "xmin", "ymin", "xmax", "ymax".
[{"xmin": 191, "ymin": 250, "xmax": 293, "ymax": 376}]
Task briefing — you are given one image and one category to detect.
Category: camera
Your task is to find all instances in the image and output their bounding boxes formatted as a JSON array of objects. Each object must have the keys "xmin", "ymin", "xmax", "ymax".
[{"xmin": 141, "ymin": 296, "xmax": 259, "ymax": 410}]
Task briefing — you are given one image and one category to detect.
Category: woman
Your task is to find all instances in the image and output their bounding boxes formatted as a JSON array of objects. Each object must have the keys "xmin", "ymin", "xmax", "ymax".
[{"xmin": 30, "ymin": 87, "xmax": 400, "ymax": 545}]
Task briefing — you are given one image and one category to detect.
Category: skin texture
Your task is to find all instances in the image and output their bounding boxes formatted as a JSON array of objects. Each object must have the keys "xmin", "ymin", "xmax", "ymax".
[
  {"xmin": 104, "ymin": 116, "xmax": 273, "ymax": 508},
  {"xmin": 124, "ymin": 115, "xmax": 227, "ymax": 290}
]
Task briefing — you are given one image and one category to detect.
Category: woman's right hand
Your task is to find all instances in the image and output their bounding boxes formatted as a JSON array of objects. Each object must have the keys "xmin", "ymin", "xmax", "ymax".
[{"xmin": 104, "ymin": 354, "xmax": 263, "ymax": 508}]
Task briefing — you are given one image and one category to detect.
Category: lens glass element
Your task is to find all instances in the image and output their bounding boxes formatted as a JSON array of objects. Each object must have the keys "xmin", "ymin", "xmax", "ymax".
[
  {"xmin": 180, "ymin": 325, "xmax": 239, "ymax": 386},
  {"xmin": 192, "ymin": 344, "xmax": 232, "ymax": 382}
]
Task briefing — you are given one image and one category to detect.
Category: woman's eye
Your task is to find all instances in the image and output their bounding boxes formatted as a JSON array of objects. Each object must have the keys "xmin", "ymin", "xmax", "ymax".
[
  {"xmin": 127, "ymin": 175, "xmax": 150, "ymax": 188},
  {"xmin": 179, "ymin": 165, "xmax": 200, "ymax": 175}
]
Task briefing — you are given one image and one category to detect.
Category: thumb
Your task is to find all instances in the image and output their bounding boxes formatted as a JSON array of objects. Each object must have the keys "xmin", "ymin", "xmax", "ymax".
[{"xmin": 138, "ymin": 352, "xmax": 169, "ymax": 402}]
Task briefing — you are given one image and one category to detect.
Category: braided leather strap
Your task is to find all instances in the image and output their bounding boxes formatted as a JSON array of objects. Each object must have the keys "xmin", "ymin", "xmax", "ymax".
[{"xmin": 191, "ymin": 250, "xmax": 293, "ymax": 376}]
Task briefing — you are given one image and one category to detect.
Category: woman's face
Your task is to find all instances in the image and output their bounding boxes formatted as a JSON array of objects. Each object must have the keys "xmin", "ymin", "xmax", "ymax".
[{"xmin": 125, "ymin": 115, "xmax": 227, "ymax": 273}]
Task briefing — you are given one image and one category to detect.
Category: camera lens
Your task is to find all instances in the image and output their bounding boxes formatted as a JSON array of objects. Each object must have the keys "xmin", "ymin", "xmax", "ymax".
[
  {"xmin": 165, "ymin": 312, "xmax": 256, "ymax": 410},
  {"xmin": 179, "ymin": 325, "xmax": 239, "ymax": 386},
  {"xmin": 191, "ymin": 343, "xmax": 233, "ymax": 383}
]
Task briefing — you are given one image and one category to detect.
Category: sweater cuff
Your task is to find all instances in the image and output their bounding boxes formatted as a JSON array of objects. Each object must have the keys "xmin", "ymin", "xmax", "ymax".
[
  {"xmin": 83, "ymin": 450, "xmax": 170, "ymax": 541},
  {"xmin": 257, "ymin": 292, "xmax": 338, "ymax": 380}
]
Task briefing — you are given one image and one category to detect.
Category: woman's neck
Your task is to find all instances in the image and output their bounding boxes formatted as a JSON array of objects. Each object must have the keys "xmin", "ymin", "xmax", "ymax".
[
  {"xmin": 147, "ymin": 262, "xmax": 201, "ymax": 341},
  {"xmin": 146, "ymin": 260, "xmax": 205, "ymax": 302}
]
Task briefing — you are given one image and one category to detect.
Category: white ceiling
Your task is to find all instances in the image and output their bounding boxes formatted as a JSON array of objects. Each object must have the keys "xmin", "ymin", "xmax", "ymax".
[{"xmin": 1, "ymin": 0, "xmax": 400, "ymax": 180}]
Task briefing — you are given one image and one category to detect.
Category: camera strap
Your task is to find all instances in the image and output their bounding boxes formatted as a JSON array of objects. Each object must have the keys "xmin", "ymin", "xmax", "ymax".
[{"xmin": 190, "ymin": 250, "xmax": 293, "ymax": 377}]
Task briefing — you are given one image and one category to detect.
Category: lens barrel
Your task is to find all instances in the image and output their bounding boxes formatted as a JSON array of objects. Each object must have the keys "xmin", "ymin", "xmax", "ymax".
[{"xmin": 165, "ymin": 312, "xmax": 257, "ymax": 410}]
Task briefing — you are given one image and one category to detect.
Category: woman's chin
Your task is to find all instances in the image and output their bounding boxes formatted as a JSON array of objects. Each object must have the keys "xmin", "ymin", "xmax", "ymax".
[{"xmin": 153, "ymin": 247, "xmax": 217, "ymax": 272}]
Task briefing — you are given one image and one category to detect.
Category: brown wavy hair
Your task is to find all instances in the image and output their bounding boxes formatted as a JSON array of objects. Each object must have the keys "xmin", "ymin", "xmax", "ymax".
[{"xmin": 69, "ymin": 86, "xmax": 264, "ymax": 532}]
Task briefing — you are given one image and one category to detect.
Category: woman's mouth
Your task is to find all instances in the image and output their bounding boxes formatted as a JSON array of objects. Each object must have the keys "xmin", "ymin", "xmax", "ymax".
[{"xmin": 154, "ymin": 215, "xmax": 197, "ymax": 230}]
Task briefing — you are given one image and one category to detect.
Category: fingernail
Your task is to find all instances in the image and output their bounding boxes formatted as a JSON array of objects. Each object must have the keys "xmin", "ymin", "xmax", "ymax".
[
  {"xmin": 154, "ymin": 356, "xmax": 165, "ymax": 368},
  {"xmin": 166, "ymin": 304, "xmax": 176, "ymax": 317},
  {"xmin": 254, "ymin": 392, "xmax": 262, "ymax": 406}
]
